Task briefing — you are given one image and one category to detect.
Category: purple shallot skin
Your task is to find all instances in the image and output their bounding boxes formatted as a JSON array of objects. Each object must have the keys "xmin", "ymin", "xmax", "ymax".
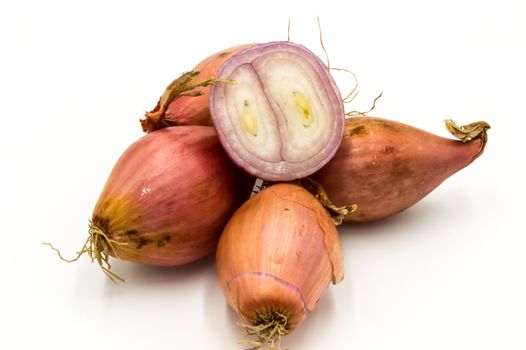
[{"xmin": 91, "ymin": 126, "xmax": 253, "ymax": 266}]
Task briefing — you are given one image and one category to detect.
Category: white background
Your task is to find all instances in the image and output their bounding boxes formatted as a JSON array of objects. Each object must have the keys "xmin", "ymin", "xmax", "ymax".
[{"xmin": 1, "ymin": 0, "xmax": 525, "ymax": 349}]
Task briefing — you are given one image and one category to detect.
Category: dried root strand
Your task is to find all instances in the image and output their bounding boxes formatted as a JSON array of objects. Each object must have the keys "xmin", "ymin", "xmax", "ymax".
[
  {"xmin": 445, "ymin": 119, "xmax": 491, "ymax": 145},
  {"xmin": 315, "ymin": 16, "xmax": 381, "ymax": 116},
  {"xmin": 43, "ymin": 220, "xmax": 126, "ymax": 283},
  {"xmin": 330, "ymin": 67, "xmax": 360, "ymax": 104},
  {"xmin": 238, "ymin": 311, "xmax": 289, "ymax": 350},
  {"xmin": 346, "ymin": 91, "xmax": 383, "ymax": 117},
  {"xmin": 287, "ymin": 18, "xmax": 291, "ymax": 42},
  {"xmin": 141, "ymin": 71, "xmax": 223, "ymax": 133},
  {"xmin": 299, "ymin": 177, "xmax": 357, "ymax": 225},
  {"xmin": 291, "ymin": 17, "xmax": 379, "ymax": 117},
  {"xmin": 317, "ymin": 16, "xmax": 330, "ymax": 70}
]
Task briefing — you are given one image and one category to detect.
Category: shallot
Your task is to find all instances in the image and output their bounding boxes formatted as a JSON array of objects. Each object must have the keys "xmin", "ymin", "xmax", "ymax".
[
  {"xmin": 48, "ymin": 126, "xmax": 253, "ymax": 281},
  {"xmin": 312, "ymin": 117, "xmax": 490, "ymax": 222},
  {"xmin": 216, "ymin": 182, "xmax": 343, "ymax": 348},
  {"xmin": 209, "ymin": 41, "xmax": 345, "ymax": 181}
]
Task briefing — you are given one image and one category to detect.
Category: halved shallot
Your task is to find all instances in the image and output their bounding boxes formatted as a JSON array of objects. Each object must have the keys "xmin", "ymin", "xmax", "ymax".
[{"xmin": 209, "ymin": 41, "xmax": 345, "ymax": 181}]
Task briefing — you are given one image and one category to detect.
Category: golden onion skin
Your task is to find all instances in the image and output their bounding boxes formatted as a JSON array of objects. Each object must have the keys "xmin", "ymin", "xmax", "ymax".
[{"xmin": 216, "ymin": 183, "xmax": 343, "ymax": 334}]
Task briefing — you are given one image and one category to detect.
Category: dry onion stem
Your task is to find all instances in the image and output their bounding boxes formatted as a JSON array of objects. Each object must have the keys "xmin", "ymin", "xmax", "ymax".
[
  {"xmin": 43, "ymin": 220, "xmax": 126, "ymax": 283},
  {"xmin": 299, "ymin": 177, "xmax": 357, "ymax": 225},
  {"xmin": 250, "ymin": 177, "xmax": 356, "ymax": 225},
  {"xmin": 140, "ymin": 71, "xmax": 232, "ymax": 132},
  {"xmin": 445, "ymin": 119, "xmax": 491, "ymax": 144}
]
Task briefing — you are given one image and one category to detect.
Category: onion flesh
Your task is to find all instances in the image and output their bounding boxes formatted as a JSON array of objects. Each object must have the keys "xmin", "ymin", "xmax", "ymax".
[{"xmin": 210, "ymin": 41, "xmax": 344, "ymax": 181}]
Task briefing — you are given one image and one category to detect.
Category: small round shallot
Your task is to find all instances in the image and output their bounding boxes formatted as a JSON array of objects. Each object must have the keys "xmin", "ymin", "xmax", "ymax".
[
  {"xmin": 216, "ymin": 183, "xmax": 344, "ymax": 348},
  {"xmin": 47, "ymin": 126, "xmax": 253, "ymax": 281}
]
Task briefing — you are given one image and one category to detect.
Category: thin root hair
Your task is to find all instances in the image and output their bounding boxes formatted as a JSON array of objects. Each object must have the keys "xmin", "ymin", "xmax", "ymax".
[
  {"xmin": 43, "ymin": 220, "xmax": 126, "ymax": 283},
  {"xmin": 346, "ymin": 92, "xmax": 383, "ymax": 117}
]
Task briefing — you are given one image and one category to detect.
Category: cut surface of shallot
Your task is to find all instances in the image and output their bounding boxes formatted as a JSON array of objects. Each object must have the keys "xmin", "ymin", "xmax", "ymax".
[{"xmin": 209, "ymin": 41, "xmax": 344, "ymax": 181}]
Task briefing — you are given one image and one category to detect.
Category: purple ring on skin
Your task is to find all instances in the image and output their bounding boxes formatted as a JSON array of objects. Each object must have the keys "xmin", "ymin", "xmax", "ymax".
[{"xmin": 226, "ymin": 271, "xmax": 311, "ymax": 317}]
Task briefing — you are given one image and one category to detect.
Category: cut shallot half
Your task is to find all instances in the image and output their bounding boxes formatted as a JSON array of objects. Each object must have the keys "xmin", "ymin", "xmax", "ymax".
[{"xmin": 209, "ymin": 41, "xmax": 344, "ymax": 181}]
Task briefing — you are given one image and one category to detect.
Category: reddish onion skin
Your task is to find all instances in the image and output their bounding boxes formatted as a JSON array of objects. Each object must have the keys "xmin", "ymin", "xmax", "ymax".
[
  {"xmin": 216, "ymin": 183, "xmax": 343, "ymax": 336},
  {"xmin": 312, "ymin": 117, "xmax": 488, "ymax": 222},
  {"xmin": 144, "ymin": 44, "xmax": 252, "ymax": 130},
  {"xmin": 92, "ymin": 126, "xmax": 253, "ymax": 265}
]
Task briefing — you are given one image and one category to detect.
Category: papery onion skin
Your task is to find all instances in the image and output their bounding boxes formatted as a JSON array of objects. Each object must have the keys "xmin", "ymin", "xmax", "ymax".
[
  {"xmin": 216, "ymin": 183, "xmax": 343, "ymax": 335},
  {"xmin": 209, "ymin": 41, "xmax": 344, "ymax": 181},
  {"xmin": 143, "ymin": 44, "xmax": 253, "ymax": 131},
  {"xmin": 312, "ymin": 117, "xmax": 489, "ymax": 222},
  {"xmin": 92, "ymin": 126, "xmax": 253, "ymax": 265}
]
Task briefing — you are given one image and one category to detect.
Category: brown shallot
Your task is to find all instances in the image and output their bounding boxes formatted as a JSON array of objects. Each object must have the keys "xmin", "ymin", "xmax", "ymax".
[{"xmin": 216, "ymin": 182, "xmax": 344, "ymax": 348}]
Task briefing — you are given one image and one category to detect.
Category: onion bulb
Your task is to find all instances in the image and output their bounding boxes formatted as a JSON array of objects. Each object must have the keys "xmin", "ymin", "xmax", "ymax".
[
  {"xmin": 216, "ymin": 182, "xmax": 343, "ymax": 348},
  {"xmin": 312, "ymin": 117, "xmax": 490, "ymax": 222},
  {"xmin": 48, "ymin": 126, "xmax": 253, "ymax": 281},
  {"xmin": 209, "ymin": 41, "xmax": 345, "ymax": 181}
]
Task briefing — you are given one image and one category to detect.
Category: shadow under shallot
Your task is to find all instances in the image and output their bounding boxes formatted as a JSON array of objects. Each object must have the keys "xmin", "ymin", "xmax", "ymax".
[
  {"xmin": 284, "ymin": 289, "xmax": 338, "ymax": 349},
  {"xmin": 338, "ymin": 196, "xmax": 454, "ymax": 238},
  {"xmin": 203, "ymin": 274, "xmax": 244, "ymax": 346},
  {"xmin": 99, "ymin": 252, "xmax": 216, "ymax": 297},
  {"xmin": 204, "ymin": 279, "xmax": 339, "ymax": 349}
]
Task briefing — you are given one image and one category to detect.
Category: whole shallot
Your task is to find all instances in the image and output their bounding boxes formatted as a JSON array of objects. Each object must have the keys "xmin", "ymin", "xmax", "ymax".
[
  {"xmin": 47, "ymin": 126, "xmax": 253, "ymax": 281},
  {"xmin": 216, "ymin": 182, "xmax": 344, "ymax": 348},
  {"xmin": 312, "ymin": 117, "xmax": 490, "ymax": 222}
]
